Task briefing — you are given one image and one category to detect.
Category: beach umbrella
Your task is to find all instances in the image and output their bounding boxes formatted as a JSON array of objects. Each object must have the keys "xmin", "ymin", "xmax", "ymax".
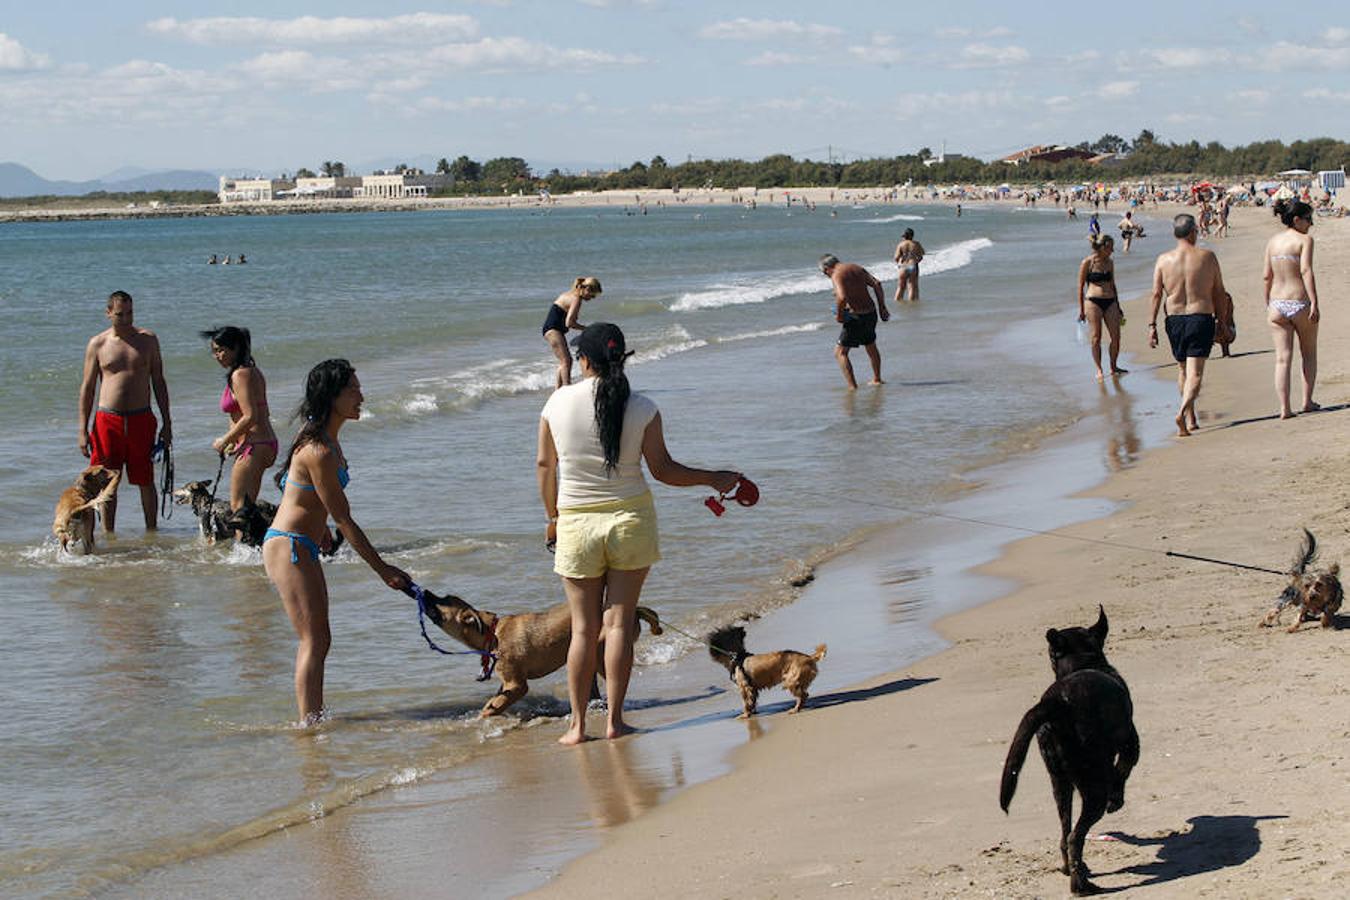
[{"xmin": 1276, "ymin": 168, "xmax": 1312, "ymax": 177}]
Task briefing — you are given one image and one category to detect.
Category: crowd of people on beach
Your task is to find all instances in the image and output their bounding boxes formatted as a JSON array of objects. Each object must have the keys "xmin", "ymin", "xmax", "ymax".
[{"xmin": 71, "ymin": 193, "xmax": 1323, "ymax": 735}]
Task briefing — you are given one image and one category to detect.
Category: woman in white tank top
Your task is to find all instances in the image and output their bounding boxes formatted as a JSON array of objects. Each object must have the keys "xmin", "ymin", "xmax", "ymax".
[{"xmin": 538, "ymin": 323, "xmax": 742, "ymax": 745}]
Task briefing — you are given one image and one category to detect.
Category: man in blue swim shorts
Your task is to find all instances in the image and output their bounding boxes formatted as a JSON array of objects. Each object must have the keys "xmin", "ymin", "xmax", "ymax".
[{"xmin": 820, "ymin": 254, "xmax": 889, "ymax": 389}]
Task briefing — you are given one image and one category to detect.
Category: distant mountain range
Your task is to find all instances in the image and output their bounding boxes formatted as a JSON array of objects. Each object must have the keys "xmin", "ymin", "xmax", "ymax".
[{"xmin": 0, "ymin": 163, "xmax": 220, "ymax": 198}]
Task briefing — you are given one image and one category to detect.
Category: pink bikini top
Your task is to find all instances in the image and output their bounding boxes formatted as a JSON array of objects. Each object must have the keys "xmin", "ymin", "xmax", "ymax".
[{"xmin": 221, "ymin": 379, "xmax": 267, "ymax": 416}]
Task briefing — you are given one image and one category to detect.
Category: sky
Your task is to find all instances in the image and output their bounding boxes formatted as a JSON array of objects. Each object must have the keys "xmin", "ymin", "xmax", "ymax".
[{"xmin": 1, "ymin": 1, "xmax": 1348, "ymax": 180}]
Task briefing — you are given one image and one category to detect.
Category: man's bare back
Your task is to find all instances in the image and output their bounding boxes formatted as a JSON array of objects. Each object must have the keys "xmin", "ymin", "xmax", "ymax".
[
  {"xmin": 1153, "ymin": 242, "xmax": 1224, "ymax": 317},
  {"xmin": 830, "ymin": 262, "xmax": 885, "ymax": 317}
]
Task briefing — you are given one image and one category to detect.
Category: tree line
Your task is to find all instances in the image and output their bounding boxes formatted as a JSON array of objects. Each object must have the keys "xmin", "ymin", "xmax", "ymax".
[{"xmin": 412, "ymin": 132, "xmax": 1347, "ymax": 195}]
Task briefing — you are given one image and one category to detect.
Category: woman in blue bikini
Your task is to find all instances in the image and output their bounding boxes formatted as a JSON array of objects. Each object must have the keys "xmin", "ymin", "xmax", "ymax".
[{"xmin": 263, "ymin": 359, "xmax": 409, "ymax": 725}]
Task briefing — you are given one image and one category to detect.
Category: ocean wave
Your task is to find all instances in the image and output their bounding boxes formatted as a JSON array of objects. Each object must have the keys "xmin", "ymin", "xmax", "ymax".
[
  {"xmin": 376, "ymin": 326, "xmax": 711, "ymax": 420},
  {"xmin": 671, "ymin": 237, "xmax": 993, "ymax": 312},
  {"xmin": 715, "ymin": 322, "xmax": 824, "ymax": 343},
  {"xmin": 851, "ymin": 213, "xmax": 926, "ymax": 224}
]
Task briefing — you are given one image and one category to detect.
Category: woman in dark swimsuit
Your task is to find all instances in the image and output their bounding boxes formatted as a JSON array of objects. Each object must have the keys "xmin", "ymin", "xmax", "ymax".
[
  {"xmin": 1077, "ymin": 234, "xmax": 1128, "ymax": 381},
  {"xmin": 542, "ymin": 277, "xmax": 602, "ymax": 388}
]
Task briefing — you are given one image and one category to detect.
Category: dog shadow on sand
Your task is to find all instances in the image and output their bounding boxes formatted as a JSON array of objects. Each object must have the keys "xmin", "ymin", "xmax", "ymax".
[
  {"xmin": 647, "ymin": 675, "xmax": 938, "ymax": 734},
  {"xmin": 1098, "ymin": 814, "xmax": 1286, "ymax": 889}
]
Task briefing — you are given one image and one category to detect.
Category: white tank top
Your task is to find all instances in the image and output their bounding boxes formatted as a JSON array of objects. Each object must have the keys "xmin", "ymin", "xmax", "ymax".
[{"xmin": 541, "ymin": 378, "xmax": 659, "ymax": 508}]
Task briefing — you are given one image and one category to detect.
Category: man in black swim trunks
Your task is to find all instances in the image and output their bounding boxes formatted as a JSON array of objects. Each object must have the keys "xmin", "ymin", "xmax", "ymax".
[
  {"xmin": 820, "ymin": 254, "xmax": 889, "ymax": 389},
  {"xmin": 1147, "ymin": 214, "xmax": 1230, "ymax": 437}
]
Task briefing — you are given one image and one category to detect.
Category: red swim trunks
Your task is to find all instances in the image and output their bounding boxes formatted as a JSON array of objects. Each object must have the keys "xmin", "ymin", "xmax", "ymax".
[{"xmin": 89, "ymin": 407, "xmax": 157, "ymax": 485}]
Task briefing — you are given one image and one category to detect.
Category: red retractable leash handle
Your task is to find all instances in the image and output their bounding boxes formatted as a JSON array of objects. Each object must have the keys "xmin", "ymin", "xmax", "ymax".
[{"xmin": 705, "ymin": 476, "xmax": 759, "ymax": 517}]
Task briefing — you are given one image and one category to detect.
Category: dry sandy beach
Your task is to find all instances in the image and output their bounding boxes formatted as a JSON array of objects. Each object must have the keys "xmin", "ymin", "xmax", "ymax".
[{"xmin": 530, "ymin": 206, "xmax": 1350, "ymax": 898}]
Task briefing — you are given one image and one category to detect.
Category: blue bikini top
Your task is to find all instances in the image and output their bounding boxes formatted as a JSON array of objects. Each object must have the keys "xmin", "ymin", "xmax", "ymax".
[{"xmin": 280, "ymin": 466, "xmax": 349, "ymax": 492}]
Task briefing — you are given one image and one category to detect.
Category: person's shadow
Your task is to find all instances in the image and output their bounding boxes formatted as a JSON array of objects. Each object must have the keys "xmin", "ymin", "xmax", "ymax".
[{"xmin": 1102, "ymin": 814, "xmax": 1285, "ymax": 887}]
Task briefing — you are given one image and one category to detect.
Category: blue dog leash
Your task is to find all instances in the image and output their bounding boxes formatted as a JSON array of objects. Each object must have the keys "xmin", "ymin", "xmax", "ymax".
[{"xmin": 404, "ymin": 582, "xmax": 498, "ymax": 682}]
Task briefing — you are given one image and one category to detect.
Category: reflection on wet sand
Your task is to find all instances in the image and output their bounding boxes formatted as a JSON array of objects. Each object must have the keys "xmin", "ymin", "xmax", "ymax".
[
  {"xmin": 291, "ymin": 734, "xmax": 376, "ymax": 899},
  {"xmin": 1098, "ymin": 380, "xmax": 1142, "ymax": 471},
  {"xmin": 573, "ymin": 738, "xmax": 680, "ymax": 828},
  {"xmin": 842, "ymin": 385, "xmax": 885, "ymax": 418}
]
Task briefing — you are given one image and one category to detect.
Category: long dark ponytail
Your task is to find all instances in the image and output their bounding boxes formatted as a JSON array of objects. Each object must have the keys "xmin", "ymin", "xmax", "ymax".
[
  {"xmin": 274, "ymin": 358, "xmax": 354, "ymax": 489},
  {"xmin": 576, "ymin": 323, "xmax": 632, "ymax": 475}
]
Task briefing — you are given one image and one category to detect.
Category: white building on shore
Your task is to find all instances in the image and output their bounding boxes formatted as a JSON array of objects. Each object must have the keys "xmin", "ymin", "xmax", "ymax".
[
  {"xmin": 353, "ymin": 171, "xmax": 450, "ymax": 199},
  {"xmin": 217, "ymin": 176, "xmax": 294, "ymax": 203}
]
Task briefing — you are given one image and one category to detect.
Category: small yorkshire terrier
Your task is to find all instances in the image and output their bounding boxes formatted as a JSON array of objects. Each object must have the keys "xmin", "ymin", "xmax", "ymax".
[
  {"xmin": 707, "ymin": 625, "xmax": 826, "ymax": 717},
  {"xmin": 1261, "ymin": 529, "xmax": 1343, "ymax": 632}
]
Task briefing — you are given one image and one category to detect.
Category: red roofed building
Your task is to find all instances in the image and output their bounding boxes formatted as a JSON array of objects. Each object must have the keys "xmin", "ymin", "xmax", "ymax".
[{"xmin": 1001, "ymin": 145, "xmax": 1097, "ymax": 165}]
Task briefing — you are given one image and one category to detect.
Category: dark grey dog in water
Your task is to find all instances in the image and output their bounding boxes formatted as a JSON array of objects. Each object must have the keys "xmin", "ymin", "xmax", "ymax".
[{"xmin": 1000, "ymin": 606, "xmax": 1139, "ymax": 896}]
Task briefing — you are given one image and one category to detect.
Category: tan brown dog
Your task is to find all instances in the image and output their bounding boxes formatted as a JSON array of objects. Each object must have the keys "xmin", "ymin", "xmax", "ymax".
[
  {"xmin": 1262, "ymin": 529, "xmax": 1343, "ymax": 632},
  {"xmin": 707, "ymin": 625, "xmax": 826, "ymax": 717},
  {"xmin": 53, "ymin": 466, "xmax": 121, "ymax": 554},
  {"xmin": 418, "ymin": 588, "xmax": 663, "ymax": 717}
]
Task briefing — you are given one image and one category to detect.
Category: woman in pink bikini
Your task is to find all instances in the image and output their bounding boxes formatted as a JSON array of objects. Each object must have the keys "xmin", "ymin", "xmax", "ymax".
[{"xmin": 201, "ymin": 326, "xmax": 278, "ymax": 509}]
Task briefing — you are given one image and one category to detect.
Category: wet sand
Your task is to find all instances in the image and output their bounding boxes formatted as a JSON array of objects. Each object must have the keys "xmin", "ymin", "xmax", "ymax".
[{"xmin": 530, "ymin": 206, "xmax": 1350, "ymax": 898}]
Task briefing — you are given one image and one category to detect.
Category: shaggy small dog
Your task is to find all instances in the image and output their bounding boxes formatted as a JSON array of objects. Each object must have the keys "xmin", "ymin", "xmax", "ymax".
[
  {"xmin": 52, "ymin": 465, "xmax": 121, "ymax": 554},
  {"xmin": 707, "ymin": 625, "xmax": 826, "ymax": 717},
  {"xmin": 1261, "ymin": 529, "xmax": 1343, "ymax": 632},
  {"xmin": 419, "ymin": 587, "xmax": 663, "ymax": 717},
  {"xmin": 1000, "ymin": 606, "xmax": 1139, "ymax": 896},
  {"xmin": 172, "ymin": 480, "xmax": 291, "ymax": 549},
  {"xmin": 172, "ymin": 479, "xmax": 236, "ymax": 542}
]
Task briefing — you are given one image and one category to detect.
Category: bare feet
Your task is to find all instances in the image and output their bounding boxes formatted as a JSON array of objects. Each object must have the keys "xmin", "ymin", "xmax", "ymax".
[
  {"xmin": 1111, "ymin": 367, "xmax": 1129, "ymax": 376},
  {"xmin": 558, "ymin": 726, "xmax": 590, "ymax": 746},
  {"xmin": 1175, "ymin": 413, "xmax": 1191, "ymax": 437},
  {"xmin": 1095, "ymin": 370, "xmax": 1105, "ymax": 382},
  {"xmin": 1280, "ymin": 410, "xmax": 1296, "ymax": 420},
  {"xmin": 868, "ymin": 378, "xmax": 885, "ymax": 386},
  {"xmin": 606, "ymin": 721, "xmax": 636, "ymax": 739},
  {"xmin": 1302, "ymin": 401, "xmax": 1322, "ymax": 413}
]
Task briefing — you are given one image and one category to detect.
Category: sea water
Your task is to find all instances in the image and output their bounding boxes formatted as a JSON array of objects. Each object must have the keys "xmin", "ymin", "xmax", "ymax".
[{"xmin": 0, "ymin": 201, "xmax": 1164, "ymax": 896}]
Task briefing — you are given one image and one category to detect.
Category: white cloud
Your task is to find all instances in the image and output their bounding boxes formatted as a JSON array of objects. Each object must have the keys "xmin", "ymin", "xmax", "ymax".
[
  {"xmin": 1143, "ymin": 47, "xmax": 1232, "ymax": 68},
  {"xmin": 1097, "ymin": 81, "xmax": 1139, "ymax": 99},
  {"xmin": 414, "ymin": 95, "xmax": 528, "ymax": 112},
  {"xmin": 954, "ymin": 43, "xmax": 1029, "ymax": 68},
  {"xmin": 700, "ymin": 18, "xmax": 842, "ymax": 42},
  {"xmin": 1304, "ymin": 87, "xmax": 1350, "ymax": 101},
  {"xmin": 1323, "ymin": 26, "xmax": 1350, "ymax": 45},
  {"xmin": 936, "ymin": 26, "xmax": 1012, "ymax": 39},
  {"xmin": 893, "ymin": 89, "xmax": 1024, "ymax": 119},
  {"xmin": 579, "ymin": 0, "xmax": 660, "ymax": 6},
  {"xmin": 1064, "ymin": 50, "xmax": 1100, "ymax": 64},
  {"xmin": 1044, "ymin": 95, "xmax": 1073, "ymax": 109},
  {"xmin": 0, "ymin": 33, "xmax": 50, "ymax": 71},
  {"xmin": 1262, "ymin": 41, "xmax": 1350, "ymax": 70},
  {"xmin": 745, "ymin": 52, "xmax": 808, "ymax": 67},
  {"xmin": 234, "ymin": 51, "xmax": 363, "ymax": 92},
  {"xmin": 1233, "ymin": 88, "xmax": 1270, "ymax": 103},
  {"xmin": 418, "ymin": 37, "xmax": 643, "ymax": 71},
  {"xmin": 146, "ymin": 14, "xmax": 479, "ymax": 46},
  {"xmin": 1165, "ymin": 112, "xmax": 1208, "ymax": 124}
]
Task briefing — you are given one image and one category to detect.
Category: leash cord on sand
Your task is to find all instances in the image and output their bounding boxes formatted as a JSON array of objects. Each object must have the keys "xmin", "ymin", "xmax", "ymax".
[{"xmin": 791, "ymin": 488, "xmax": 1287, "ymax": 577}]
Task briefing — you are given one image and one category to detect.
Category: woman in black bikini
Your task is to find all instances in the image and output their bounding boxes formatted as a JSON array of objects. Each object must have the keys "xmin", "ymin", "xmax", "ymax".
[
  {"xmin": 1077, "ymin": 234, "xmax": 1128, "ymax": 381},
  {"xmin": 542, "ymin": 277, "xmax": 602, "ymax": 388}
]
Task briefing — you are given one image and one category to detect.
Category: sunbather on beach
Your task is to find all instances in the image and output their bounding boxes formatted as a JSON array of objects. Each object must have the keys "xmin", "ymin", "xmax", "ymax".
[
  {"xmin": 1263, "ymin": 199, "xmax": 1320, "ymax": 418},
  {"xmin": 1147, "ymin": 214, "xmax": 1230, "ymax": 437}
]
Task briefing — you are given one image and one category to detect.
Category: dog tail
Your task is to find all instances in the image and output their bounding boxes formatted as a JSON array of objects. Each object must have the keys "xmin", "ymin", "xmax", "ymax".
[
  {"xmin": 1291, "ymin": 528, "xmax": 1318, "ymax": 576},
  {"xmin": 810, "ymin": 644, "xmax": 827, "ymax": 662},
  {"xmin": 78, "ymin": 471, "xmax": 123, "ymax": 517},
  {"xmin": 636, "ymin": 606, "xmax": 663, "ymax": 636},
  {"xmin": 1000, "ymin": 697, "xmax": 1062, "ymax": 813}
]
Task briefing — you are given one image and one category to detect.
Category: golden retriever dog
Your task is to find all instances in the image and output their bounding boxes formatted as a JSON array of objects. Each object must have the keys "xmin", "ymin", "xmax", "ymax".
[
  {"xmin": 707, "ymin": 625, "xmax": 826, "ymax": 717},
  {"xmin": 417, "ymin": 587, "xmax": 663, "ymax": 717},
  {"xmin": 52, "ymin": 465, "xmax": 121, "ymax": 554},
  {"xmin": 1262, "ymin": 529, "xmax": 1343, "ymax": 632}
]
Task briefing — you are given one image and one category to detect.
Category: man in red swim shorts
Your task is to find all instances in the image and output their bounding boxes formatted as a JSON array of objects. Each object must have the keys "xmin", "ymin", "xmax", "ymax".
[{"xmin": 78, "ymin": 291, "xmax": 172, "ymax": 532}]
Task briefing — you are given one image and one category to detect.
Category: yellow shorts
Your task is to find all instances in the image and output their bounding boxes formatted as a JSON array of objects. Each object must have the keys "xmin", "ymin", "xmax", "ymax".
[{"xmin": 554, "ymin": 492, "xmax": 660, "ymax": 579}]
